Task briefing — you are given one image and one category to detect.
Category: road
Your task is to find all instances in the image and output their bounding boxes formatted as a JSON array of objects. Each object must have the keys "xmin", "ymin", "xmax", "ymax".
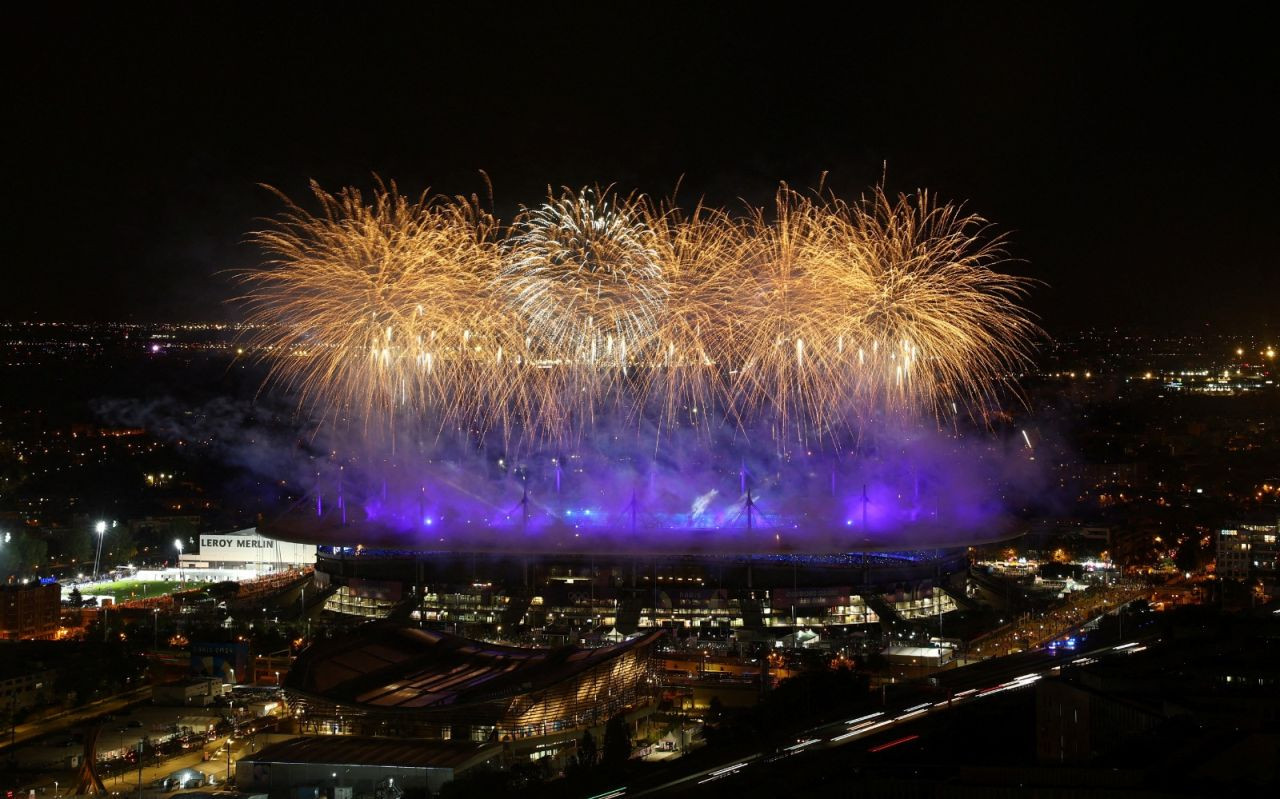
[
  {"xmin": 3, "ymin": 686, "xmax": 153, "ymax": 751},
  {"xmin": 17, "ymin": 732, "xmax": 270, "ymax": 796},
  {"xmin": 967, "ymin": 581, "xmax": 1147, "ymax": 657},
  {"xmin": 622, "ymin": 625, "xmax": 1160, "ymax": 797}
]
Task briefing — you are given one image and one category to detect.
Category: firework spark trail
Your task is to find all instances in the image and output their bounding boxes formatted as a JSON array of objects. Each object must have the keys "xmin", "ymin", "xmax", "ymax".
[
  {"xmin": 637, "ymin": 198, "xmax": 745, "ymax": 436},
  {"xmin": 725, "ymin": 185, "xmax": 1038, "ymax": 441},
  {"xmin": 239, "ymin": 180, "xmax": 1038, "ymax": 450},
  {"xmin": 498, "ymin": 187, "xmax": 665, "ymax": 438},
  {"xmin": 501, "ymin": 187, "xmax": 663, "ymax": 367},
  {"xmin": 240, "ymin": 181, "xmax": 508, "ymax": 435}
]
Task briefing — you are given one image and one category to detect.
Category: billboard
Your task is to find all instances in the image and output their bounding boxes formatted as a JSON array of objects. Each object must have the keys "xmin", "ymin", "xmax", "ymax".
[
  {"xmin": 193, "ymin": 528, "xmax": 315, "ymax": 566},
  {"xmin": 191, "ymin": 641, "xmax": 249, "ymax": 683}
]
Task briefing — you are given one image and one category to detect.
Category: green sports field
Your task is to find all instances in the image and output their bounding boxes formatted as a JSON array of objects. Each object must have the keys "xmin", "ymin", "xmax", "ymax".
[{"xmin": 74, "ymin": 579, "xmax": 210, "ymax": 601}]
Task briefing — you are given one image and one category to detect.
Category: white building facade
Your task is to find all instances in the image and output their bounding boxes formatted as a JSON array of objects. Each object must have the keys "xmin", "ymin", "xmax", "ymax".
[{"xmin": 179, "ymin": 527, "xmax": 315, "ymax": 572}]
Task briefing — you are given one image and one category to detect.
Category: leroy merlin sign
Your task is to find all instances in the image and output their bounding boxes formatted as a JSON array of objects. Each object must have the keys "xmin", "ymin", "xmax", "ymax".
[{"xmin": 194, "ymin": 529, "xmax": 315, "ymax": 564}]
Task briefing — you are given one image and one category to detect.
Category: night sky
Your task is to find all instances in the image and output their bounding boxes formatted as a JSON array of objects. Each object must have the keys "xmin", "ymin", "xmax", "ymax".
[{"xmin": 7, "ymin": 4, "xmax": 1276, "ymax": 333}]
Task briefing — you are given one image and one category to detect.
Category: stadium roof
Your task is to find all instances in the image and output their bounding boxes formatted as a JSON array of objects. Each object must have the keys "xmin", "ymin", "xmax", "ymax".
[{"xmin": 285, "ymin": 624, "xmax": 663, "ymax": 711}]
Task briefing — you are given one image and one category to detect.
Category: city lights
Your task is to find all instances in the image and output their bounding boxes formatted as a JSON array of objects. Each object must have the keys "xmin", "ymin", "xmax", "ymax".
[{"xmin": 2, "ymin": 11, "xmax": 1274, "ymax": 795}]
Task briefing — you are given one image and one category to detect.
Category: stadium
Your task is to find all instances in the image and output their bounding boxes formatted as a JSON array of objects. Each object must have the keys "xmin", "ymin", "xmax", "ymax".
[
  {"xmin": 239, "ymin": 179, "xmax": 1036, "ymax": 775},
  {"xmin": 244, "ymin": 179, "xmax": 1036, "ymax": 638},
  {"xmin": 260, "ymin": 419, "xmax": 1027, "ymax": 640},
  {"xmin": 263, "ymin": 483, "xmax": 1017, "ymax": 638}
]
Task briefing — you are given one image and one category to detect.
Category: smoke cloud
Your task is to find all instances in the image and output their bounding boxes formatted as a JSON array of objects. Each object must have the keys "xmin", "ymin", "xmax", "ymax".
[{"xmin": 97, "ymin": 392, "xmax": 1056, "ymax": 554}]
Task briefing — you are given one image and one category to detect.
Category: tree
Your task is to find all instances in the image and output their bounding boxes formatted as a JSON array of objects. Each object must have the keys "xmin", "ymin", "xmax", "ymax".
[
  {"xmin": 863, "ymin": 651, "xmax": 888, "ymax": 673},
  {"xmin": 1, "ymin": 530, "xmax": 48, "ymax": 577},
  {"xmin": 1174, "ymin": 538, "xmax": 1201, "ymax": 573},
  {"xmin": 69, "ymin": 587, "xmax": 84, "ymax": 608},
  {"xmin": 108, "ymin": 525, "xmax": 138, "ymax": 563},
  {"xmin": 577, "ymin": 728, "xmax": 597, "ymax": 768},
  {"xmin": 24, "ymin": 536, "xmax": 48, "ymax": 571},
  {"xmin": 0, "ymin": 536, "xmax": 17, "ymax": 578},
  {"xmin": 707, "ymin": 695, "xmax": 724, "ymax": 723},
  {"xmin": 62, "ymin": 525, "xmax": 96, "ymax": 568},
  {"xmin": 601, "ymin": 713, "xmax": 631, "ymax": 768}
]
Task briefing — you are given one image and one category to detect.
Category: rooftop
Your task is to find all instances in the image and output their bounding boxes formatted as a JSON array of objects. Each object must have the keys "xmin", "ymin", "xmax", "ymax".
[
  {"xmin": 286, "ymin": 624, "xmax": 663, "ymax": 711},
  {"xmin": 240, "ymin": 735, "xmax": 500, "ymax": 771}
]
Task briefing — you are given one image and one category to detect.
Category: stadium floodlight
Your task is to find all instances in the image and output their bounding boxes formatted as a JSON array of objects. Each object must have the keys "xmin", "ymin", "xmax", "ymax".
[{"xmin": 92, "ymin": 520, "xmax": 108, "ymax": 580}]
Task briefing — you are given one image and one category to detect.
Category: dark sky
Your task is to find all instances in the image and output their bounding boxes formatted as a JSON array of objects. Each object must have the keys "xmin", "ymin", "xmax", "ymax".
[{"xmin": 6, "ymin": 4, "xmax": 1277, "ymax": 333}]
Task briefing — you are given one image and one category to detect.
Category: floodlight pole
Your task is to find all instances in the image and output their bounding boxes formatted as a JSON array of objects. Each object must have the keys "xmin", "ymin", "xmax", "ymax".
[{"xmin": 92, "ymin": 521, "xmax": 107, "ymax": 581}]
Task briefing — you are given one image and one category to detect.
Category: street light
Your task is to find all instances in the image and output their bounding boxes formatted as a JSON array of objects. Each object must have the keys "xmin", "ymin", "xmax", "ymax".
[
  {"xmin": 117, "ymin": 727, "xmax": 126, "ymax": 785},
  {"xmin": 174, "ymin": 539, "xmax": 184, "ymax": 583},
  {"xmin": 93, "ymin": 520, "xmax": 108, "ymax": 581}
]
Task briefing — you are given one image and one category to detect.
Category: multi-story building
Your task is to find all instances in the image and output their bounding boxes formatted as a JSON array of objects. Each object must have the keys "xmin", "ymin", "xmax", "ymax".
[
  {"xmin": 1216, "ymin": 516, "xmax": 1279, "ymax": 582},
  {"xmin": 0, "ymin": 582, "xmax": 61, "ymax": 640},
  {"xmin": 0, "ymin": 665, "xmax": 57, "ymax": 712}
]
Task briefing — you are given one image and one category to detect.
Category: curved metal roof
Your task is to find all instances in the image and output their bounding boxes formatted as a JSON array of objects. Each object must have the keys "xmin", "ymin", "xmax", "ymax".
[{"xmin": 285, "ymin": 623, "xmax": 663, "ymax": 712}]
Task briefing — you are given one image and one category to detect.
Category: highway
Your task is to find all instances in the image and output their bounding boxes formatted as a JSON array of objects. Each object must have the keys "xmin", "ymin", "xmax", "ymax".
[
  {"xmin": 620, "ymin": 627, "xmax": 1159, "ymax": 797},
  {"xmin": 2, "ymin": 685, "xmax": 152, "ymax": 752}
]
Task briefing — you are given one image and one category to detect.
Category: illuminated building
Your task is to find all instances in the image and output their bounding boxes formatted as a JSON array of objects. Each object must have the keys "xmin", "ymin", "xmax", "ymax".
[
  {"xmin": 0, "ymin": 582, "xmax": 61, "ymax": 640},
  {"xmin": 176, "ymin": 526, "xmax": 316, "ymax": 572},
  {"xmin": 302, "ymin": 547, "xmax": 971, "ymax": 643},
  {"xmin": 284, "ymin": 624, "xmax": 662, "ymax": 751},
  {"xmin": 1216, "ymin": 517, "xmax": 1280, "ymax": 582}
]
